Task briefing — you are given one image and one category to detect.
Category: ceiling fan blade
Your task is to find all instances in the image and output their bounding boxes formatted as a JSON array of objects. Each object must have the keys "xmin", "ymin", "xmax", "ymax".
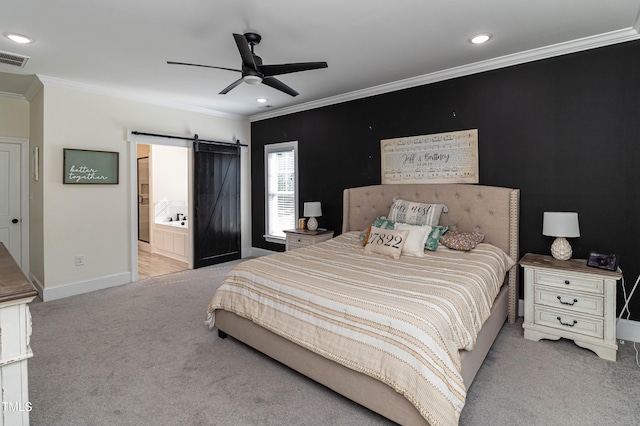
[
  {"xmin": 167, "ymin": 61, "xmax": 240, "ymax": 73},
  {"xmin": 219, "ymin": 78, "xmax": 244, "ymax": 95},
  {"xmin": 260, "ymin": 62, "xmax": 328, "ymax": 77},
  {"xmin": 262, "ymin": 77, "xmax": 299, "ymax": 97},
  {"xmin": 233, "ymin": 33, "xmax": 257, "ymax": 71}
]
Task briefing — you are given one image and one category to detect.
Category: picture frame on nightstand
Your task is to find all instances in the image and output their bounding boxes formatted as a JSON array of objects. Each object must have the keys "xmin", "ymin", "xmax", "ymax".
[{"xmin": 587, "ymin": 251, "xmax": 618, "ymax": 271}]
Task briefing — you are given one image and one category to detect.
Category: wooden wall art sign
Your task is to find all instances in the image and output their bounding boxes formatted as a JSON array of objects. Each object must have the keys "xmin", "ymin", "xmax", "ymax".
[
  {"xmin": 381, "ymin": 129, "xmax": 479, "ymax": 184},
  {"xmin": 63, "ymin": 148, "xmax": 119, "ymax": 184}
]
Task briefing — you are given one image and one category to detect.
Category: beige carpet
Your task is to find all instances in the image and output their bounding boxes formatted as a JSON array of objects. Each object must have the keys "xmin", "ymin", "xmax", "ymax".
[{"xmin": 28, "ymin": 260, "xmax": 640, "ymax": 425}]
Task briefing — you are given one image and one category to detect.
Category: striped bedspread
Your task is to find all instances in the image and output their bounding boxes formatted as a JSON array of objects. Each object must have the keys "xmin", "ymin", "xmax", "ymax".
[{"xmin": 206, "ymin": 231, "xmax": 515, "ymax": 425}]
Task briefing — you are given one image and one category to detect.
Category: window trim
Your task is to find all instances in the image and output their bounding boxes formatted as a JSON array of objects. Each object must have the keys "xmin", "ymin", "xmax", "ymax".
[{"xmin": 264, "ymin": 141, "xmax": 298, "ymax": 244}]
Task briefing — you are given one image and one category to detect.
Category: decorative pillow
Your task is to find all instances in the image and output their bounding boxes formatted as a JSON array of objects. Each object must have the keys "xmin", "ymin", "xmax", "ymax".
[
  {"xmin": 387, "ymin": 198, "xmax": 448, "ymax": 227},
  {"xmin": 425, "ymin": 225, "xmax": 449, "ymax": 251},
  {"xmin": 364, "ymin": 226, "xmax": 408, "ymax": 259},
  {"xmin": 439, "ymin": 231, "xmax": 485, "ymax": 251},
  {"xmin": 394, "ymin": 223, "xmax": 431, "ymax": 257},
  {"xmin": 360, "ymin": 216, "xmax": 397, "ymax": 246}
]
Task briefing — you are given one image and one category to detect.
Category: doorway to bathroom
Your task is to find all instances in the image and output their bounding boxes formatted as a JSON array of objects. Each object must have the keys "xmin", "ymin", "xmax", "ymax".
[{"xmin": 136, "ymin": 143, "xmax": 190, "ymax": 279}]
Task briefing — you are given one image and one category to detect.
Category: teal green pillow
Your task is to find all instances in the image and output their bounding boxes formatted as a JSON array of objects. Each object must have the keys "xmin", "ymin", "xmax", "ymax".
[
  {"xmin": 372, "ymin": 216, "xmax": 396, "ymax": 229},
  {"xmin": 425, "ymin": 225, "xmax": 449, "ymax": 251}
]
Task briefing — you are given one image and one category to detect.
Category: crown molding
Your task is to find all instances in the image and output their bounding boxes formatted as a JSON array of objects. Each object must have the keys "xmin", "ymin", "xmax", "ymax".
[
  {"xmin": 24, "ymin": 76, "xmax": 43, "ymax": 101},
  {"xmin": 0, "ymin": 90, "xmax": 28, "ymax": 102},
  {"xmin": 36, "ymin": 75, "xmax": 246, "ymax": 121},
  {"xmin": 250, "ymin": 28, "xmax": 640, "ymax": 122}
]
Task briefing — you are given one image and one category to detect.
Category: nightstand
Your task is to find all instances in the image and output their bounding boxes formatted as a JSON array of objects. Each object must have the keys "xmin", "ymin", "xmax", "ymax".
[
  {"xmin": 520, "ymin": 253, "xmax": 622, "ymax": 361},
  {"xmin": 284, "ymin": 229, "xmax": 334, "ymax": 251}
]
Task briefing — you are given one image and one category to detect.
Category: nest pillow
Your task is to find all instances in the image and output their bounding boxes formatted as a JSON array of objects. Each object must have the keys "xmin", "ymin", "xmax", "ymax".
[{"xmin": 387, "ymin": 198, "xmax": 448, "ymax": 227}]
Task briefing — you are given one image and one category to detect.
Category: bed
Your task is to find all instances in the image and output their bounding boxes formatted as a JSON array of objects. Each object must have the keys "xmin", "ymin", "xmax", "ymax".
[{"xmin": 206, "ymin": 183, "xmax": 519, "ymax": 425}]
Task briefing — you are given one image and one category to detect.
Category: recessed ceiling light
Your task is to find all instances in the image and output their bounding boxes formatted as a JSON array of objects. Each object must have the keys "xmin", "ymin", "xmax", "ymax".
[
  {"xmin": 4, "ymin": 32, "xmax": 34, "ymax": 44},
  {"xmin": 256, "ymin": 98, "xmax": 268, "ymax": 103},
  {"xmin": 470, "ymin": 34, "xmax": 491, "ymax": 44}
]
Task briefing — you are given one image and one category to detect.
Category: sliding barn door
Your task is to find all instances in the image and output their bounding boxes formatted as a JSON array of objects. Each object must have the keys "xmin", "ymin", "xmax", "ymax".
[{"xmin": 193, "ymin": 142, "xmax": 241, "ymax": 268}]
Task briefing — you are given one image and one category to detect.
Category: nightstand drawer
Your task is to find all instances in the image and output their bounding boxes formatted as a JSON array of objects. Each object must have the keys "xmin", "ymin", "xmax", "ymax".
[
  {"xmin": 284, "ymin": 229, "xmax": 334, "ymax": 251},
  {"xmin": 287, "ymin": 242, "xmax": 308, "ymax": 250},
  {"xmin": 535, "ymin": 270, "xmax": 604, "ymax": 294},
  {"xmin": 534, "ymin": 306, "xmax": 603, "ymax": 339},
  {"xmin": 289, "ymin": 235, "xmax": 312, "ymax": 246},
  {"xmin": 534, "ymin": 286, "xmax": 604, "ymax": 316}
]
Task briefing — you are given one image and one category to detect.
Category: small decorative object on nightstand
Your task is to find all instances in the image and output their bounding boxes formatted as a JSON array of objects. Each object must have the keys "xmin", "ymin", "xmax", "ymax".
[
  {"xmin": 520, "ymin": 253, "xmax": 622, "ymax": 361},
  {"xmin": 284, "ymin": 228, "xmax": 333, "ymax": 251},
  {"xmin": 304, "ymin": 202, "xmax": 322, "ymax": 231},
  {"xmin": 543, "ymin": 212, "xmax": 580, "ymax": 260}
]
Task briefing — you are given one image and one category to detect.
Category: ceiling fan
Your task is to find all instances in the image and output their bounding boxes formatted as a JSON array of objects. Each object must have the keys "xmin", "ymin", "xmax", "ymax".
[{"xmin": 167, "ymin": 32, "xmax": 328, "ymax": 97}]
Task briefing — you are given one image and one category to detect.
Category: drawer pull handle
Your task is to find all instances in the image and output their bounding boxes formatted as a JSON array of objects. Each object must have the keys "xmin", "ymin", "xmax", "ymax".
[
  {"xmin": 564, "ymin": 280, "xmax": 570, "ymax": 285},
  {"xmin": 557, "ymin": 296, "xmax": 578, "ymax": 306},
  {"xmin": 556, "ymin": 316, "xmax": 577, "ymax": 327}
]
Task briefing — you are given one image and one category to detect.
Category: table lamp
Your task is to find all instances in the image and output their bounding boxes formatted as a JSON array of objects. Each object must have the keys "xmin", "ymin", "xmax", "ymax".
[
  {"xmin": 304, "ymin": 202, "xmax": 322, "ymax": 231},
  {"xmin": 543, "ymin": 212, "xmax": 580, "ymax": 260}
]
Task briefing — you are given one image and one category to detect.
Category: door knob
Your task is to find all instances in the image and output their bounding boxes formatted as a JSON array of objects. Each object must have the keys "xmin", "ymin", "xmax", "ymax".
[{"xmin": 11, "ymin": 219, "xmax": 19, "ymax": 224}]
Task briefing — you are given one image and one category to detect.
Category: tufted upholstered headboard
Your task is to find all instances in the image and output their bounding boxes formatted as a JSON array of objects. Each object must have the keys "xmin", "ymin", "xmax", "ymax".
[{"xmin": 342, "ymin": 183, "xmax": 520, "ymax": 323}]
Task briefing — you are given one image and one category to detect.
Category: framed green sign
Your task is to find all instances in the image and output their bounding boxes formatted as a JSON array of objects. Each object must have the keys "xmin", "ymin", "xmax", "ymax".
[{"xmin": 63, "ymin": 148, "xmax": 119, "ymax": 184}]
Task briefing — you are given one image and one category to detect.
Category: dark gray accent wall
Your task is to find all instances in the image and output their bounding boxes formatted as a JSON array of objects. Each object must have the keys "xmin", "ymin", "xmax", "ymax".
[{"xmin": 251, "ymin": 40, "xmax": 640, "ymax": 320}]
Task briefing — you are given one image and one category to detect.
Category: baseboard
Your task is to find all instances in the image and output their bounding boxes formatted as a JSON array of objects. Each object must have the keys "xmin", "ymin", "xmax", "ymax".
[
  {"xmin": 29, "ymin": 273, "xmax": 44, "ymax": 299},
  {"xmin": 152, "ymin": 248, "xmax": 188, "ymax": 263},
  {"xmin": 616, "ymin": 318, "xmax": 640, "ymax": 343},
  {"xmin": 41, "ymin": 272, "xmax": 131, "ymax": 302},
  {"xmin": 249, "ymin": 247, "xmax": 277, "ymax": 258}
]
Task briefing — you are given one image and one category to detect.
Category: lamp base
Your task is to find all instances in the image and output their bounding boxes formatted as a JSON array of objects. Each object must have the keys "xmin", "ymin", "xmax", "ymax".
[
  {"xmin": 551, "ymin": 237, "xmax": 572, "ymax": 260},
  {"xmin": 307, "ymin": 216, "xmax": 318, "ymax": 231}
]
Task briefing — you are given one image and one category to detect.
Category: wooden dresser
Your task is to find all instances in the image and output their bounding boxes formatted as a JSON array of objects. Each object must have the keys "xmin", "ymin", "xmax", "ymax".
[
  {"xmin": 0, "ymin": 243, "xmax": 38, "ymax": 424},
  {"xmin": 520, "ymin": 253, "xmax": 621, "ymax": 361}
]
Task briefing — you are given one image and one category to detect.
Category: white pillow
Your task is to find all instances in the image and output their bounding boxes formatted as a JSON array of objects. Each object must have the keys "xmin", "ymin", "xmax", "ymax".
[
  {"xmin": 394, "ymin": 223, "xmax": 432, "ymax": 257},
  {"xmin": 364, "ymin": 226, "xmax": 409, "ymax": 259}
]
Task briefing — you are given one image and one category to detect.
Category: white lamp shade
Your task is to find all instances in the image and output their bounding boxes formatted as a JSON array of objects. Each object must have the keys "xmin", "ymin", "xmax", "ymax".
[
  {"xmin": 543, "ymin": 212, "xmax": 580, "ymax": 238},
  {"xmin": 304, "ymin": 202, "xmax": 322, "ymax": 217}
]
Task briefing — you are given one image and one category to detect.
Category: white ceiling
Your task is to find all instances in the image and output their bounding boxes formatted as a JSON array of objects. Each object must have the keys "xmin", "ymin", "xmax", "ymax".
[{"xmin": 1, "ymin": 0, "xmax": 639, "ymax": 120}]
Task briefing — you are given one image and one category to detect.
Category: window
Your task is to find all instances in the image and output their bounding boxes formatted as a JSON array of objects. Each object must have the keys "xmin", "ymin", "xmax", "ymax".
[{"xmin": 264, "ymin": 141, "xmax": 298, "ymax": 242}]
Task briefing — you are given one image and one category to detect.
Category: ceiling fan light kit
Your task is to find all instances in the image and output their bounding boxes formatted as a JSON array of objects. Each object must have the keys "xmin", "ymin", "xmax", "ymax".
[
  {"xmin": 168, "ymin": 32, "xmax": 328, "ymax": 97},
  {"xmin": 242, "ymin": 73, "xmax": 263, "ymax": 85}
]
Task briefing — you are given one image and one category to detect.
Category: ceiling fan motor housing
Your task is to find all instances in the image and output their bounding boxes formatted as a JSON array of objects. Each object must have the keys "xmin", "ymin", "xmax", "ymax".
[{"xmin": 244, "ymin": 32, "xmax": 262, "ymax": 46}]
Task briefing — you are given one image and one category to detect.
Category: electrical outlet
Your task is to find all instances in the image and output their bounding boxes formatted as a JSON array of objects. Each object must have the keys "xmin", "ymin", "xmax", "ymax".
[{"xmin": 75, "ymin": 255, "xmax": 85, "ymax": 266}]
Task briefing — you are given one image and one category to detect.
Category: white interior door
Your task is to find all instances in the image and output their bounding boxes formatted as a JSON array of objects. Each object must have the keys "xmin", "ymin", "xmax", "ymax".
[{"xmin": 0, "ymin": 142, "xmax": 22, "ymax": 265}]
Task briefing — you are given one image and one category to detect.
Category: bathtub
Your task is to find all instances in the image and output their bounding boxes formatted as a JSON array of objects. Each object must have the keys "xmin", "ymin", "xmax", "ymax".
[
  {"xmin": 154, "ymin": 221, "xmax": 190, "ymax": 262},
  {"xmin": 164, "ymin": 220, "xmax": 188, "ymax": 228}
]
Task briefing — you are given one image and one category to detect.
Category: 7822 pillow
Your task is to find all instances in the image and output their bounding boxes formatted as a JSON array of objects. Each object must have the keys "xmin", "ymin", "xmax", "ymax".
[
  {"xmin": 387, "ymin": 198, "xmax": 448, "ymax": 227},
  {"xmin": 364, "ymin": 226, "xmax": 409, "ymax": 259},
  {"xmin": 360, "ymin": 216, "xmax": 397, "ymax": 246}
]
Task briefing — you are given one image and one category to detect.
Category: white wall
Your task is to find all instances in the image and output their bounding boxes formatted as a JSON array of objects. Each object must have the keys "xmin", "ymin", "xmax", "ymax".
[
  {"xmin": 38, "ymin": 84, "xmax": 250, "ymax": 298},
  {"xmin": 0, "ymin": 97, "xmax": 29, "ymax": 138},
  {"xmin": 151, "ymin": 144, "xmax": 188, "ymax": 222}
]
